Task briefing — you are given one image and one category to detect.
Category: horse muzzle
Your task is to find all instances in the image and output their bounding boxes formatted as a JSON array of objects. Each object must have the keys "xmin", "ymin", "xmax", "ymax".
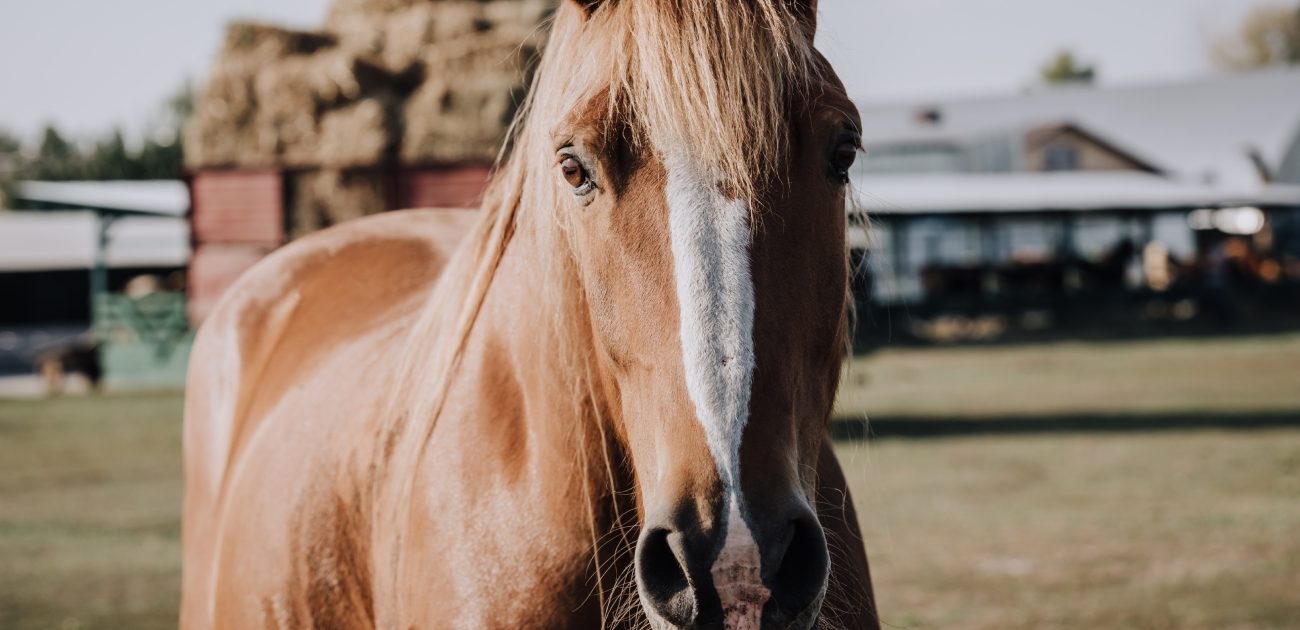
[{"xmin": 635, "ymin": 495, "xmax": 829, "ymax": 630}]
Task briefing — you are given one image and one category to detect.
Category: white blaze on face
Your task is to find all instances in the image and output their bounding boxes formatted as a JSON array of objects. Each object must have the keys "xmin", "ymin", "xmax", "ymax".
[{"xmin": 665, "ymin": 154, "xmax": 769, "ymax": 627}]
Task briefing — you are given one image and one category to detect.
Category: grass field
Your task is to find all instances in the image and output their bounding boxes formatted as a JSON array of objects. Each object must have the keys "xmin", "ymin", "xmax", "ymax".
[
  {"xmin": 1, "ymin": 334, "xmax": 1299, "ymax": 629},
  {"xmin": 842, "ymin": 432, "xmax": 1300, "ymax": 629},
  {"xmin": 0, "ymin": 392, "xmax": 182, "ymax": 630},
  {"xmin": 836, "ymin": 332, "xmax": 1300, "ymax": 419}
]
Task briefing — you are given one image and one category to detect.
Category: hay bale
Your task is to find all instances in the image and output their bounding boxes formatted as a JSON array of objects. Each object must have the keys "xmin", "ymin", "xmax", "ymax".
[
  {"xmin": 222, "ymin": 21, "xmax": 336, "ymax": 60},
  {"xmin": 289, "ymin": 169, "xmax": 389, "ymax": 238},
  {"xmin": 326, "ymin": 0, "xmax": 427, "ymax": 22},
  {"xmin": 402, "ymin": 71, "xmax": 519, "ymax": 164},
  {"xmin": 186, "ymin": 1, "xmax": 554, "ymax": 171},
  {"xmin": 186, "ymin": 21, "xmax": 343, "ymax": 169},
  {"xmin": 309, "ymin": 97, "xmax": 399, "ymax": 167},
  {"xmin": 188, "ymin": 24, "xmax": 402, "ymax": 169}
]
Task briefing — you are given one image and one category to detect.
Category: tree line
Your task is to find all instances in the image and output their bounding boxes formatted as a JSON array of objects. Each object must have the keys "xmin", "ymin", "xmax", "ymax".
[{"xmin": 0, "ymin": 84, "xmax": 193, "ymax": 205}]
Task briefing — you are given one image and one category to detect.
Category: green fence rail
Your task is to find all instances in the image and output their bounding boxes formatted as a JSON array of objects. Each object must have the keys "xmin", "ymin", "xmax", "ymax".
[{"xmin": 94, "ymin": 292, "xmax": 193, "ymax": 388}]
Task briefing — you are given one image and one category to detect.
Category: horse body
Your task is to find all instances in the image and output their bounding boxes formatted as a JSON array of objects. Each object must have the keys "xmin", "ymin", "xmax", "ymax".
[
  {"xmin": 183, "ymin": 209, "xmax": 875, "ymax": 628},
  {"xmin": 184, "ymin": 2, "xmax": 879, "ymax": 628}
]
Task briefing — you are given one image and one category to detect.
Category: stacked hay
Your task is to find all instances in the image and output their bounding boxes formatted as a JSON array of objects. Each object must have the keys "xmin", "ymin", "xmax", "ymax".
[
  {"xmin": 288, "ymin": 169, "xmax": 390, "ymax": 237},
  {"xmin": 186, "ymin": 0, "xmax": 553, "ymax": 172}
]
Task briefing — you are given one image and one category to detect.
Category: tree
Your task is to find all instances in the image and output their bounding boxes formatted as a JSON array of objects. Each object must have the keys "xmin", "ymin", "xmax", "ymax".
[
  {"xmin": 0, "ymin": 128, "xmax": 20, "ymax": 156},
  {"xmin": 137, "ymin": 80, "xmax": 193, "ymax": 180},
  {"xmin": 137, "ymin": 137, "xmax": 184, "ymax": 180},
  {"xmin": 1214, "ymin": 5, "xmax": 1300, "ymax": 70},
  {"xmin": 33, "ymin": 126, "xmax": 85, "ymax": 180},
  {"xmin": 85, "ymin": 129, "xmax": 139, "ymax": 180},
  {"xmin": 0, "ymin": 128, "xmax": 22, "ymax": 207},
  {"xmin": 1040, "ymin": 50, "xmax": 1097, "ymax": 85},
  {"xmin": 6, "ymin": 81, "xmax": 195, "ymax": 185}
]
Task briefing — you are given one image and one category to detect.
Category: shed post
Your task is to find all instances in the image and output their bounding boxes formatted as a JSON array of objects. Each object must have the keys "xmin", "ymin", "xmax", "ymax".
[{"xmin": 90, "ymin": 212, "xmax": 117, "ymax": 322}]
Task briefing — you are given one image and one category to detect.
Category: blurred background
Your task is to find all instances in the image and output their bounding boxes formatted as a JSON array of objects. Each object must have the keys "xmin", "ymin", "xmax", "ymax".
[{"xmin": 1, "ymin": 1, "xmax": 1299, "ymax": 628}]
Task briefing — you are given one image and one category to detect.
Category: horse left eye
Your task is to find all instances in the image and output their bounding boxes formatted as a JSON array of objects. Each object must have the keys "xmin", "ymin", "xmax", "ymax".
[{"xmin": 830, "ymin": 139, "xmax": 858, "ymax": 184}]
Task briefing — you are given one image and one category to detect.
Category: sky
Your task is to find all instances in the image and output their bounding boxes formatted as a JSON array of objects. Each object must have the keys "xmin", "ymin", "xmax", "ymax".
[{"xmin": 0, "ymin": 0, "xmax": 1291, "ymax": 142}]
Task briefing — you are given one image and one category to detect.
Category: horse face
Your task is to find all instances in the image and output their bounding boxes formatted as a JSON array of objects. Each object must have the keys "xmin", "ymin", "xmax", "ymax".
[{"xmin": 549, "ymin": 73, "xmax": 860, "ymax": 627}]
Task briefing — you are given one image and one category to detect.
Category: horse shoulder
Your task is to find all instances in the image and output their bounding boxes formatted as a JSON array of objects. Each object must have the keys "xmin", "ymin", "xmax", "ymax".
[{"xmin": 181, "ymin": 209, "xmax": 478, "ymax": 627}]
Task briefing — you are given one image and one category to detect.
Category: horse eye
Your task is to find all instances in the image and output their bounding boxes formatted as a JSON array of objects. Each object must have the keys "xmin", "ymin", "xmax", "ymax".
[
  {"xmin": 830, "ymin": 139, "xmax": 859, "ymax": 183},
  {"xmin": 560, "ymin": 156, "xmax": 590, "ymax": 190}
]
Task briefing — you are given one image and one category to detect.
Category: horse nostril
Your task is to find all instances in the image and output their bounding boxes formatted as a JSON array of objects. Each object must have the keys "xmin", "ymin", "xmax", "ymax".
[
  {"xmin": 636, "ymin": 527, "xmax": 698, "ymax": 626},
  {"xmin": 769, "ymin": 514, "xmax": 830, "ymax": 617}
]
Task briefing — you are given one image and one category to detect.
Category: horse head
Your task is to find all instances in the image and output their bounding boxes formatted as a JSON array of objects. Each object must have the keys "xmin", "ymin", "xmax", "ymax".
[{"xmin": 514, "ymin": 1, "xmax": 862, "ymax": 626}]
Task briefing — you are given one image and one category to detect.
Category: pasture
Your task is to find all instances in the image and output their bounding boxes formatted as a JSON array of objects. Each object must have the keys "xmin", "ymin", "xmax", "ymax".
[{"xmin": 2, "ymin": 333, "xmax": 1299, "ymax": 629}]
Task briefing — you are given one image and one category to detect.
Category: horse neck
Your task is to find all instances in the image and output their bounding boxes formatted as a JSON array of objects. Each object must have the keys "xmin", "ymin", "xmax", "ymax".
[{"xmin": 463, "ymin": 206, "xmax": 627, "ymax": 487}]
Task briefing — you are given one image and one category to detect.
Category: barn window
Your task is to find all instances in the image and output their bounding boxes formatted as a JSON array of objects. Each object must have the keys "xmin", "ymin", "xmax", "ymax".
[{"xmin": 1044, "ymin": 143, "xmax": 1079, "ymax": 171}]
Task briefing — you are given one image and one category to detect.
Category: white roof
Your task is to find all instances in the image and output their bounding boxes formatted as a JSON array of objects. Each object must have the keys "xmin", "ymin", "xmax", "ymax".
[
  {"xmin": 857, "ymin": 68, "xmax": 1300, "ymax": 188},
  {"xmin": 0, "ymin": 211, "xmax": 190, "ymax": 272},
  {"xmin": 14, "ymin": 180, "xmax": 189, "ymax": 216},
  {"xmin": 854, "ymin": 171, "xmax": 1300, "ymax": 216}
]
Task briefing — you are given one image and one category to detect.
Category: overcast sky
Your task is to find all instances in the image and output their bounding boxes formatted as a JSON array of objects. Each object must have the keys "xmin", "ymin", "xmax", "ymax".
[{"xmin": 0, "ymin": 0, "xmax": 1292, "ymax": 142}]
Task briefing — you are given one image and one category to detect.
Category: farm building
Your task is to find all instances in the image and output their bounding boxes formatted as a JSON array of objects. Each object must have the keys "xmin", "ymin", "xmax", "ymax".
[
  {"xmin": 847, "ymin": 68, "xmax": 1300, "ymax": 341},
  {"xmin": 1, "ymin": 181, "xmax": 192, "ymax": 387},
  {"xmin": 184, "ymin": 0, "xmax": 553, "ymax": 323},
  {"xmin": 183, "ymin": 0, "xmax": 1300, "ymax": 339}
]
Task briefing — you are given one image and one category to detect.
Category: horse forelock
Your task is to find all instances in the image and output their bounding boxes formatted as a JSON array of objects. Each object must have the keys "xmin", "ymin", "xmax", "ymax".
[{"xmin": 533, "ymin": 0, "xmax": 820, "ymax": 205}]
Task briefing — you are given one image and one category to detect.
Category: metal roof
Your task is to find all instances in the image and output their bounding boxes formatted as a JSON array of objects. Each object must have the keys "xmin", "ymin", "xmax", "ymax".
[
  {"xmin": 0, "ymin": 211, "xmax": 189, "ymax": 272},
  {"xmin": 12, "ymin": 180, "xmax": 189, "ymax": 216},
  {"xmin": 856, "ymin": 68, "xmax": 1300, "ymax": 188},
  {"xmin": 853, "ymin": 171, "xmax": 1300, "ymax": 216}
]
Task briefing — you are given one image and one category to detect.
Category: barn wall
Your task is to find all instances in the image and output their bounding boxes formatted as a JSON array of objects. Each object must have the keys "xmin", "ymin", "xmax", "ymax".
[
  {"xmin": 188, "ymin": 170, "xmax": 286, "ymax": 324},
  {"xmin": 1023, "ymin": 127, "xmax": 1152, "ymax": 173},
  {"xmin": 396, "ymin": 165, "xmax": 493, "ymax": 209},
  {"xmin": 191, "ymin": 170, "xmax": 286, "ymax": 246},
  {"xmin": 186, "ymin": 165, "xmax": 490, "ymax": 325}
]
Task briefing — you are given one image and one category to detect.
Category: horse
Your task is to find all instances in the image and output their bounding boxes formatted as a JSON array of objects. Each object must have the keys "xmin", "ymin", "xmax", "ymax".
[{"xmin": 180, "ymin": 1, "xmax": 879, "ymax": 628}]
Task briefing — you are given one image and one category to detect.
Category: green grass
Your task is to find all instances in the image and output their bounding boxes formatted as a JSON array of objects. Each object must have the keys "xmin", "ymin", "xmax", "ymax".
[
  {"xmin": 0, "ymin": 392, "xmax": 183, "ymax": 630},
  {"xmin": 836, "ymin": 333, "xmax": 1300, "ymax": 419},
  {"xmin": 1, "ymin": 334, "xmax": 1298, "ymax": 628},
  {"xmin": 838, "ymin": 431, "xmax": 1300, "ymax": 629}
]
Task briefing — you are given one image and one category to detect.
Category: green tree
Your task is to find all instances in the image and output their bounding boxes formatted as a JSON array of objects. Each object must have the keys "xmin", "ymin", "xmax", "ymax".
[
  {"xmin": 136, "ymin": 80, "xmax": 193, "ymax": 180},
  {"xmin": 1040, "ymin": 50, "xmax": 1097, "ymax": 85},
  {"xmin": 0, "ymin": 128, "xmax": 22, "ymax": 207},
  {"xmin": 85, "ymin": 129, "xmax": 140, "ymax": 180},
  {"xmin": 10, "ymin": 81, "xmax": 194, "ymax": 185},
  {"xmin": 137, "ymin": 138, "xmax": 184, "ymax": 179},
  {"xmin": 0, "ymin": 128, "xmax": 20, "ymax": 155},
  {"xmin": 1214, "ymin": 5, "xmax": 1300, "ymax": 70},
  {"xmin": 33, "ymin": 126, "xmax": 85, "ymax": 180}
]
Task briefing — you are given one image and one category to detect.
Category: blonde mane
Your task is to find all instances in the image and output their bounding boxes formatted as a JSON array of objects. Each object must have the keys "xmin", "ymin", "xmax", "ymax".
[{"xmin": 374, "ymin": 2, "xmax": 824, "ymax": 619}]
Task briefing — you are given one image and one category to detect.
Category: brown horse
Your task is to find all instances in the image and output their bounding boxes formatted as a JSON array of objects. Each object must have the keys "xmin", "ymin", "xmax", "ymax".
[{"xmin": 181, "ymin": 1, "xmax": 878, "ymax": 628}]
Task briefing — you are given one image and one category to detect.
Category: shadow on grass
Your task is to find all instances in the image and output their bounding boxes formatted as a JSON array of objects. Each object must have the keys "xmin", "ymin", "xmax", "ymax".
[{"xmin": 831, "ymin": 410, "xmax": 1300, "ymax": 440}]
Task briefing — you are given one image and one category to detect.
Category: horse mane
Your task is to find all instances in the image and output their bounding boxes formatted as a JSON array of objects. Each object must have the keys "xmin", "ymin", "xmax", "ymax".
[{"xmin": 374, "ymin": 2, "xmax": 823, "ymax": 618}]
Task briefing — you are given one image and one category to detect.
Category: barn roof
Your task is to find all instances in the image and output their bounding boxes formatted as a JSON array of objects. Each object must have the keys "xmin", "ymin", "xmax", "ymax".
[
  {"xmin": 856, "ymin": 67, "xmax": 1300, "ymax": 188},
  {"xmin": 0, "ymin": 211, "xmax": 189, "ymax": 272},
  {"xmin": 854, "ymin": 171, "xmax": 1300, "ymax": 216},
  {"xmin": 13, "ymin": 180, "xmax": 190, "ymax": 217}
]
